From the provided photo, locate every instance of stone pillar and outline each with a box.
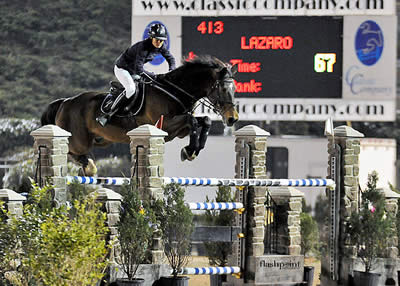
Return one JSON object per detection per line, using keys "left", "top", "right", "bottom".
{"left": 382, "top": 187, "right": 400, "bottom": 258}
{"left": 93, "top": 188, "right": 122, "bottom": 263}
{"left": 0, "top": 189, "right": 26, "bottom": 219}
{"left": 30, "top": 125, "right": 71, "bottom": 205}
{"left": 127, "top": 124, "right": 168, "bottom": 264}
{"left": 270, "top": 187, "right": 304, "bottom": 255}
{"left": 322, "top": 125, "right": 364, "bottom": 286}
{"left": 232, "top": 125, "right": 270, "bottom": 284}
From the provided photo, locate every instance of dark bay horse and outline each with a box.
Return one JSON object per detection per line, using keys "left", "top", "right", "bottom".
{"left": 41, "top": 56, "right": 239, "bottom": 176}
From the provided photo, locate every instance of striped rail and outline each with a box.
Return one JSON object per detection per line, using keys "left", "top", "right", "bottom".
{"left": 66, "top": 176, "right": 335, "bottom": 188}
{"left": 179, "top": 266, "right": 241, "bottom": 275}
{"left": 186, "top": 202, "right": 243, "bottom": 210}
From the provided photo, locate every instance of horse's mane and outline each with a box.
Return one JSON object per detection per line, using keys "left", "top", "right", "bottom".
{"left": 165, "top": 55, "right": 227, "bottom": 80}
{"left": 181, "top": 55, "right": 226, "bottom": 70}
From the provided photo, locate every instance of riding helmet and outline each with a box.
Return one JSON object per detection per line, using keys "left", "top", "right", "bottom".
{"left": 148, "top": 23, "right": 167, "bottom": 41}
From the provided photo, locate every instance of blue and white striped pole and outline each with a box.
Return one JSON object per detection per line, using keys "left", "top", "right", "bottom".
{"left": 65, "top": 176, "right": 130, "bottom": 186}
{"left": 163, "top": 177, "right": 335, "bottom": 188}
{"left": 186, "top": 202, "right": 244, "bottom": 210}
{"left": 179, "top": 266, "right": 241, "bottom": 275}
{"left": 66, "top": 176, "right": 335, "bottom": 188}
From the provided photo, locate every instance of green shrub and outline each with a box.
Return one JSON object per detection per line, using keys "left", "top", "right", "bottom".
{"left": 348, "top": 171, "right": 395, "bottom": 273}
{"left": 0, "top": 183, "right": 110, "bottom": 286}
{"left": 300, "top": 212, "right": 320, "bottom": 257}
{"left": 204, "top": 186, "right": 235, "bottom": 267}
{"left": 117, "top": 184, "right": 155, "bottom": 280}
{"left": 154, "top": 183, "right": 194, "bottom": 277}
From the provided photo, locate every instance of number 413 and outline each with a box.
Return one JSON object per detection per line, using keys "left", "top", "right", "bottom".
{"left": 314, "top": 53, "right": 336, "bottom": 73}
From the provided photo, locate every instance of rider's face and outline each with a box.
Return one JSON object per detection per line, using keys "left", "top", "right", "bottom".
{"left": 152, "top": 38, "right": 164, "bottom": 48}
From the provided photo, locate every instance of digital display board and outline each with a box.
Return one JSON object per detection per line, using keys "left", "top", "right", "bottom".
{"left": 182, "top": 16, "right": 343, "bottom": 99}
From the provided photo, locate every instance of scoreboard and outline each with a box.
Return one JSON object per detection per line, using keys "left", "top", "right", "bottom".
{"left": 182, "top": 16, "right": 343, "bottom": 99}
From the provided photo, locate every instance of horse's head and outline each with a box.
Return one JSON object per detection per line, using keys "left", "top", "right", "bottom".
{"left": 207, "top": 63, "right": 239, "bottom": 126}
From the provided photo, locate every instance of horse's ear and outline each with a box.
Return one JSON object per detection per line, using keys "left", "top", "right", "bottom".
{"left": 231, "top": 64, "right": 238, "bottom": 76}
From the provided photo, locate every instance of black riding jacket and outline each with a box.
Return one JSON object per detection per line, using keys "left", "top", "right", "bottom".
{"left": 115, "top": 38, "right": 176, "bottom": 75}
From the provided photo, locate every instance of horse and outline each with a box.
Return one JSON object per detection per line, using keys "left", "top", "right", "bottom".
{"left": 40, "top": 56, "right": 239, "bottom": 176}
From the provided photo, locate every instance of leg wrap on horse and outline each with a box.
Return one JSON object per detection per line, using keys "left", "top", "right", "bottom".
{"left": 195, "top": 116, "right": 211, "bottom": 156}
{"left": 186, "top": 117, "right": 200, "bottom": 156}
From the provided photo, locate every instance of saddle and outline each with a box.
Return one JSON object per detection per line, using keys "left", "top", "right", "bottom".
{"left": 101, "top": 80, "right": 144, "bottom": 117}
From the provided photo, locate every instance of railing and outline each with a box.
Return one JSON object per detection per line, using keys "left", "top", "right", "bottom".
{"left": 264, "top": 191, "right": 278, "bottom": 254}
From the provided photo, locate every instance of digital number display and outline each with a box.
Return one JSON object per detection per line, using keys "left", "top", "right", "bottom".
{"left": 182, "top": 16, "right": 343, "bottom": 98}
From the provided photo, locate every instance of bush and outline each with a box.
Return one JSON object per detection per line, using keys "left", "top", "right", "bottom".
{"left": 300, "top": 212, "right": 320, "bottom": 257}
{"left": 348, "top": 171, "right": 395, "bottom": 273}
{"left": 0, "top": 183, "right": 110, "bottom": 286}
{"left": 117, "top": 183, "right": 155, "bottom": 280}
{"left": 154, "top": 183, "right": 194, "bottom": 277}
{"left": 204, "top": 186, "right": 235, "bottom": 267}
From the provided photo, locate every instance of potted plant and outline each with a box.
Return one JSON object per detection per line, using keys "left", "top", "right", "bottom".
{"left": 116, "top": 183, "right": 155, "bottom": 286}
{"left": 348, "top": 171, "right": 396, "bottom": 286}
{"left": 204, "top": 186, "right": 235, "bottom": 286}
{"left": 154, "top": 183, "right": 194, "bottom": 286}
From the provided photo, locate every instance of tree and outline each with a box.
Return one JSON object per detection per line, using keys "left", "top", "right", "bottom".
{"left": 300, "top": 212, "right": 320, "bottom": 257}
{"left": 348, "top": 171, "right": 395, "bottom": 273}
{"left": 154, "top": 183, "right": 194, "bottom": 277}
{"left": 204, "top": 186, "right": 235, "bottom": 267}
{"left": 116, "top": 183, "right": 155, "bottom": 281}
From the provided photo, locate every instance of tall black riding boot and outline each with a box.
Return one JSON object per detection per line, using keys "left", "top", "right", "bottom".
{"left": 96, "top": 92, "right": 127, "bottom": 127}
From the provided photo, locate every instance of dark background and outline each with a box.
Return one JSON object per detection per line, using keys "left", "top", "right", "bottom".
{"left": 182, "top": 16, "right": 343, "bottom": 98}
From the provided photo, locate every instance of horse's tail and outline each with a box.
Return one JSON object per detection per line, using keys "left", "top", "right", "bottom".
{"left": 40, "top": 98, "right": 65, "bottom": 126}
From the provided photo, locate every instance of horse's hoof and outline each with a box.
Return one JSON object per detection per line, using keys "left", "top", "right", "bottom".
{"left": 180, "top": 148, "right": 189, "bottom": 161}
{"left": 84, "top": 159, "right": 98, "bottom": 176}
{"left": 181, "top": 147, "right": 196, "bottom": 162}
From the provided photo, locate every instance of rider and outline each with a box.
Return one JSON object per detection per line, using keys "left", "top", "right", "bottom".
{"left": 96, "top": 23, "right": 176, "bottom": 126}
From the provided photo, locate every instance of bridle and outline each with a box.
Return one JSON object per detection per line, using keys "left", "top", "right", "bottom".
{"left": 158, "top": 74, "right": 236, "bottom": 116}
{"left": 200, "top": 77, "right": 236, "bottom": 116}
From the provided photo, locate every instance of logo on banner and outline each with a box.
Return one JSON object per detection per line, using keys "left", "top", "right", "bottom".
{"left": 355, "top": 20, "right": 384, "bottom": 66}
{"left": 142, "top": 21, "right": 170, "bottom": 66}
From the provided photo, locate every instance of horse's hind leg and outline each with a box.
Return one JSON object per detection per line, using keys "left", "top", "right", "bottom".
{"left": 69, "top": 154, "right": 97, "bottom": 177}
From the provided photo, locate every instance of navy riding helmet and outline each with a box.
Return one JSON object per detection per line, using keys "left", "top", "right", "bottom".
{"left": 148, "top": 23, "right": 167, "bottom": 41}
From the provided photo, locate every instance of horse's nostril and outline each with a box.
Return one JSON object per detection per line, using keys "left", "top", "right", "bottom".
{"left": 228, "top": 117, "right": 237, "bottom": 126}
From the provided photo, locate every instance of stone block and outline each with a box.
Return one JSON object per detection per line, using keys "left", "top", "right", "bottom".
{"left": 343, "top": 176, "right": 356, "bottom": 186}
{"left": 289, "top": 201, "right": 302, "bottom": 211}
{"left": 288, "top": 245, "right": 302, "bottom": 255}
{"left": 248, "top": 255, "right": 304, "bottom": 284}
{"left": 148, "top": 154, "right": 163, "bottom": 166}
{"left": 344, "top": 166, "right": 353, "bottom": 176}
{"left": 106, "top": 201, "right": 122, "bottom": 213}
{"left": 149, "top": 137, "right": 165, "bottom": 147}
{"left": 344, "top": 154, "right": 358, "bottom": 165}
{"left": 290, "top": 235, "right": 301, "bottom": 246}
{"left": 107, "top": 213, "right": 120, "bottom": 226}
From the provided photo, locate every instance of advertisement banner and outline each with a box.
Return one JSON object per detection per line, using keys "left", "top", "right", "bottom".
{"left": 133, "top": 0, "right": 395, "bottom": 16}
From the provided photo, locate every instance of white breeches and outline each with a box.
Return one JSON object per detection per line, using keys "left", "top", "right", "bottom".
{"left": 114, "top": 65, "right": 136, "bottom": 99}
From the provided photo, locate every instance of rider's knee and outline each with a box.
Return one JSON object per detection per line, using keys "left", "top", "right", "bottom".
{"left": 125, "top": 83, "right": 136, "bottom": 99}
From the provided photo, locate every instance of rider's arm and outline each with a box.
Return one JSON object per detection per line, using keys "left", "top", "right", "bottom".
{"left": 160, "top": 47, "right": 176, "bottom": 71}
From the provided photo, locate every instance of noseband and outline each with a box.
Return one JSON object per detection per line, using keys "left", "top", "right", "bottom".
{"left": 204, "top": 78, "right": 236, "bottom": 115}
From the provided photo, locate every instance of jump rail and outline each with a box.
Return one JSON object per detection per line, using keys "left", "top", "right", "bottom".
{"left": 186, "top": 202, "right": 244, "bottom": 210}
{"left": 179, "top": 266, "right": 241, "bottom": 275}
{"left": 66, "top": 176, "right": 335, "bottom": 188}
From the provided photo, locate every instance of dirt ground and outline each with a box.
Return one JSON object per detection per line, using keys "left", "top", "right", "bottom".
{"left": 187, "top": 256, "right": 321, "bottom": 286}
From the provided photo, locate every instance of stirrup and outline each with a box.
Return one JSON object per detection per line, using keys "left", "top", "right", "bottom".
{"left": 96, "top": 115, "right": 109, "bottom": 127}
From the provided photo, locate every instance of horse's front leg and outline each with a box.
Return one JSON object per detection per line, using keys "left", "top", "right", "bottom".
{"left": 163, "top": 114, "right": 199, "bottom": 162}
{"left": 194, "top": 116, "right": 211, "bottom": 156}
